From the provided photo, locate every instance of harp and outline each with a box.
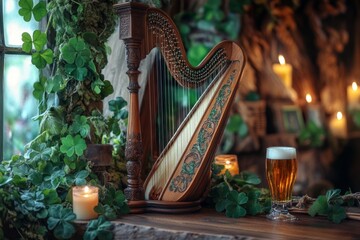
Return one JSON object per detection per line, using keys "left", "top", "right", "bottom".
{"left": 114, "top": 2, "right": 245, "bottom": 212}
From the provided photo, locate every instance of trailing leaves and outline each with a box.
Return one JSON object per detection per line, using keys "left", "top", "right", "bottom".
{"left": 209, "top": 168, "right": 271, "bottom": 218}
{"left": 308, "top": 189, "right": 347, "bottom": 223}
{"left": 3, "top": 1, "right": 126, "bottom": 239}
{"left": 47, "top": 205, "right": 76, "bottom": 239}
{"left": 84, "top": 216, "right": 113, "bottom": 240}
{"left": 96, "top": 186, "right": 130, "bottom": 219}
{"left": 60, "top": 37, "right": 92, "bottom": 81}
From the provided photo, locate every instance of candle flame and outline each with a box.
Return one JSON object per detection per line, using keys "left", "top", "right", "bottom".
{"left": 306, "top": 94, "right": 312, "bottom": 103}
{"left": 352, "top": 82, "right": 358, "bottom": 91}
{"left": 278, "top": 55, "right": 286, "bottom": 65}
{"left": 84, "top": 186, "right": 90, "bottom": 193}
{"left": 336, "top": 111, "right": 343, "bottom": 120}
{"left": 225, "top": 160, "right": 231, "bottom": 165}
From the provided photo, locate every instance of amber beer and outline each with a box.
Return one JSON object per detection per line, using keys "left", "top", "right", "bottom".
{"left": 266, "top": 147, "right": 297, "bottom": 204}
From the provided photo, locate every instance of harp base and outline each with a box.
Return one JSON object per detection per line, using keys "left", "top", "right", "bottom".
{"left": 127, "top": 200, "right": 202, "bottom": 214}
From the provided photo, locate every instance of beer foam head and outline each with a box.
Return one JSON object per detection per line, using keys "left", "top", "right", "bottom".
{"left": 266, "top": 147, "right": 296, "bottom": 160}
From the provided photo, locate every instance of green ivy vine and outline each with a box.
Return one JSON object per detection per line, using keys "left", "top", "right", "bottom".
{"left": 0, "top": 0, "right": 128, "bottom": 239}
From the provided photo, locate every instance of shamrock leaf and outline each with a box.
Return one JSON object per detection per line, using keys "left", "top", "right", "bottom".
{"left": 84, "top": 216, "right": 113, "bottom": 240}
{"left": 18, "top": 0, "right": 33, "bottom": 22}
{"left": 225, "top": 191, "right": 248, "bottom": 218}
{"left": 65, "top": 64, "right": 88, "bottom": 81}
{"left": 108, "top": 97, "right": 128, "bottom": 120}
{"left": 101, "top": 186, "right": 130, "bottom": 216}
{"left": 32, "top": 1, "right": 47, "bottom": 21}
{"left": 21, "top": 190, "right": 45, "bottom": 212}
{"left": 99, "top": 79, "right": 114, "bottom": 99}
{"left": 94, "top": 204, "right": 117, "bottom": 220}
{"left": 32, "top": 49, "right": 54, "bottom": 69}
{"left": 308, "top": 195, "right": 329, "bottom": 217}
{"left": 69, "top": 115, "right": 90, "bottom": 137}
{"left": 47, "top": 205, "right": 76, "bottom": 239}
{"left": 243, "top": 189, "right": 262, "bottom": 215}
{"left": 74, "top": 170, "right": 90, "bottom": 185}
{"left": 21, "top": 32, "right": 32, "bottom": 53}
{"left": 43, "top": 188, "right": 61, "bottom": 205}
{"left": 328, "top": 205, "right": 347, "bottom": 224}
{"left": 32, "top": 30, "right": 47, "bottom": 51}
{"left": 18, "top": 0, "right": 47, "bottom": 22}
{"left": 60, "top": 134, "right": 87, "bottom": 157}
{"left": 233, "top": 171, "right": 261, "bottom": 186}
{"left": 60, "top": 37, "right": 91, "bottom": 64}
{"left": 33, "top": 76, "right": 46, "bottom": 100}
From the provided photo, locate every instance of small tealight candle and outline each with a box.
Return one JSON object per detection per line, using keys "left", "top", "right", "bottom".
{"left": 329, "top": 111, "right": 347, "bottom": 138}
{"left": 347, "top": 82, "right": 360, "bottom": 110}
{"left": 72, "top": 186, "right": 99, "bottom": 220}
{"left": 215, "top": 155, "right": 239, "bottom": 176}
{"left": 272, "top": 55, "right": 293, "bottom": 89}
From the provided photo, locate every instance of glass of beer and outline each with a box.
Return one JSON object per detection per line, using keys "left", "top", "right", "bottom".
{"left": 266, "top": 146, "right": 297, "bottom": 221}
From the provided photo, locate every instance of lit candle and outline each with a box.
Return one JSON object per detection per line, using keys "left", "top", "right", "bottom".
{"left": 272, "top": 55, "right": 293, "bottom": 89}
{"left": 72, "top": 186, "right": 99, "bottom": 220}
{"left": 214, "top": 155, "right": 239, "bottom": 176}
{"left": 329, "top": 111, "right": 347, "bottom": 138}
{"left": 305, "top": 93, "right": 322, "bottom": 127}
{"left": 347, "top": 82, "right": 360, "bottom": 109}
{"left": 306, "top": 93, "right": 312, "bottom": 104}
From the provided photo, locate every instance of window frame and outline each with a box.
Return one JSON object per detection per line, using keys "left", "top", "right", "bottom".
{"left": 0, "top": 1, "right": 34, "bottom": 161}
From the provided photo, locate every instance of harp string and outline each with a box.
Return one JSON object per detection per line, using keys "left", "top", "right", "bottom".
{"left": 145, "top": 33, "right": 230, "bottom": 194}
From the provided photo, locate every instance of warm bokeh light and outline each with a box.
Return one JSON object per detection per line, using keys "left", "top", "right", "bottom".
{"left": 336, "top": 111, "right": 343, "bottom": 120}
{"left": 352, "top": 82, "right": 358, "bottom": 91}
{"left": 306, "top": 93, "right": 312, "bottom": 103}
{"left": 278, "top": 55, "right": 286, "bottom": 65}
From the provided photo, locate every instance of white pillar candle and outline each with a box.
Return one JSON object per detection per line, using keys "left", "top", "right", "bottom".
{"left": 329, "top": 111, "right": 347, "bottom": 138}
{"left": 72, "top": 186, "right": 99, "bottom": 220}
{"left": 215, "top": 155, "right": 239, "bottom": 176}
{"left": 272, "top": 55, "right": 293, "bottom": 89}
{"left": 347, "top": 82, "right": 360, "bottom": 110}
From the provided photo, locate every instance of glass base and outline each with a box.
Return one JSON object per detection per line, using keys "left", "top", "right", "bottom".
{"left": 266, "top": 204, "right": 298, "bottom": 221}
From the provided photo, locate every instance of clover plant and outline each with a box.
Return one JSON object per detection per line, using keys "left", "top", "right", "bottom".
{"left": 0, "top": 1, "right": 128, "bottom": 239}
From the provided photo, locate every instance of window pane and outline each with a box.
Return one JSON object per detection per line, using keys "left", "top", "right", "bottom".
{"left": 3, "top": 0, "right": 39, "bottom": 47}
{"left": 3, "top": 54, "right": 39, "bottom": 159}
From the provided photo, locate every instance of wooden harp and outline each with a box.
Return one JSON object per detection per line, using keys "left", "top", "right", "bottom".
{"left": 114, "top": 2, "right": 245, "bottom": 211}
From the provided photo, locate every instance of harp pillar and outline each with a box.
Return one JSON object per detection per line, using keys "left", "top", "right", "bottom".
{"left": 114, "top": 2, "right": 148, "bottom": 201}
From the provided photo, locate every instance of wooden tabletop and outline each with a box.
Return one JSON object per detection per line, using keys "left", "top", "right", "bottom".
{"left": 103, "top": 208, "right": 360, "bottom": 240}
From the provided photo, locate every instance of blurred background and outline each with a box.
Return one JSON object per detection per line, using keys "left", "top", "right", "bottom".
{"left": 153, "top": 0, "right": 360, "bottom": 195}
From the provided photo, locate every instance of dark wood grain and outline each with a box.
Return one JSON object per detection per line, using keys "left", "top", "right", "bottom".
{"left": 75, "top": 208, "right": 360, "bottom": 239}
{"left": 115, "top": 209, "right": 360, "bottom": 239}
{"left": 74, "top": 208, "right": 360, "bottom": 240}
